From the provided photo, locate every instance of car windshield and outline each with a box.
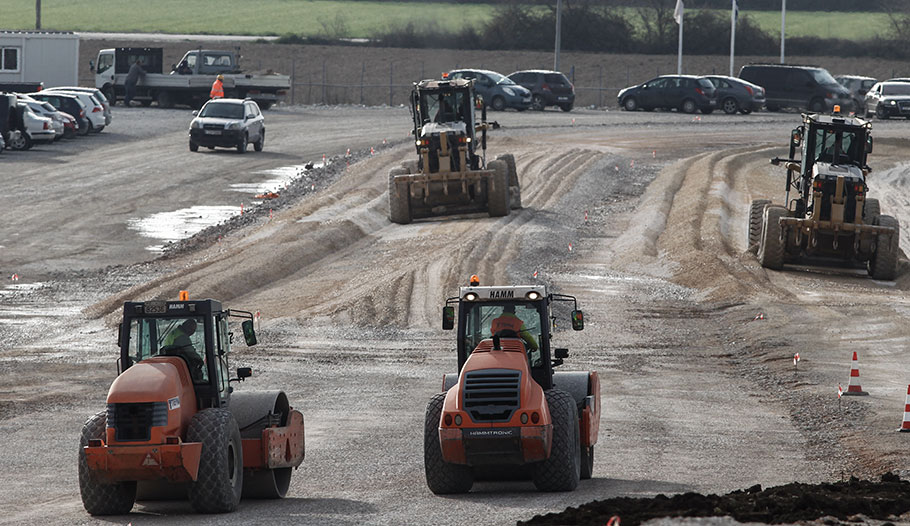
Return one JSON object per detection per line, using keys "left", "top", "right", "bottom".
{"left": 128, "top": 316, "right": 208, "bottom": 382}
{"left": 200, "top": 102, "right": 243, "bottom": 119}
{"left": 418, "top": 89, "right": 469, "bottom": 124}
{"left": 812, "top": 127, "right": 861, "bottom": 166}
{"left": 487, "top": 72, "right": 516, "bottom": 85}
{"left": 882, "top": 83, "right": 910, "bottom": 96}
{"left": 809, "top": 69, "right": 838, "bottom": 85}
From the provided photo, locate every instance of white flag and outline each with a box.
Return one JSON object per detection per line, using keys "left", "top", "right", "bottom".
{"left": 674, "top": 0, "right": 684, "bottom": 25}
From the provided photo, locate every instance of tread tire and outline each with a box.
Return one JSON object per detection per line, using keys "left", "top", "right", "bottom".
{"left": 237, "top": 133, "right": 248, "bottom": 154}
{"left": 722, "top": 97, "right": 739, "bottom": 115}
{"left": 870, "top": 215, "right": 899, "bottom": 280}
{"left": 254, "top": 129, "right": 265, "bottom": 152}
{"left": 424, "top": 393, "right": 473, "bottom": 494}
{"left": 623, "top": 97, "right": 638, "bottom": 111}
{"left": 388, "top": 166, "right": 411, "bottom": 224}
{"left": 487, "top": 159, "right": 510, "bottom": 217}
{"left": 680, "top": 99, "right": 697, "bottom": 114}
{"left": 758, "top": 205, "right": 787, "bottom": 270}
{"left": 748, "top": 199, "right": 772, "bottom": 249}
{"left": 496, "top": 153, "right": 522, "bottom": 209}
{"left": 863, "top": 198, "right": 880, "bottom": 224}
{"left": 533, "top": 390, "right": 581, "bottom": 492}
{"left": 79, "top": 411, "right": 137, "bottom": 515}
{"left": 189, "top": 139, "right": 199, "bottom": 152}
{"left": 187, "top": 409, "right": 243, "bottom": 514}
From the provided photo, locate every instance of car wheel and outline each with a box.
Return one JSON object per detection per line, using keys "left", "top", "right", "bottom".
{"left": 722, "top": 97, "right": 739, "bottom": 115}
{"left": 622, "top": 97, "right": 638, "bottom": 111}
{"left": 766, "top": 104, "right": 779, "bottom": 112}
{"left": 531, "top": 94, "right": 545, "bottom": 111}
{"left": 9, "top": 133, "right": 30, "bottom": 151}
{"left": 254, "top": 129, "right": 265, "bottom": 152}
{"left": 739, "top": 108, "right": 753, "bottom": 115}
{"left": 237, "top": 133, "right": 248, "bottom": 153}
{"left": 701, "top": 107, "right": 714, "bottom": 114}
{"left": 189, "top": 139, "right": 199, "bottom": 152}
{"left": 559, "top": 103, "right": 573, "bottom": 112}
{"left": 808, "top": 98, "right": 825, "bottom": 113}
{"left": 102, "top": 86, "right": 116, "bottom": 107}
{"left": 876, "top": 104, "right": 889, "bottom": 120}
{"left": 491, "top": 96, "right": 506, "bottom": 111}
{"left": 680, "top": 99, "right": 697, "bottom": 114}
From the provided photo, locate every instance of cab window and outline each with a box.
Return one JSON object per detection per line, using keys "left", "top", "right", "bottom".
{"left": 128, "top": 316, "right": 208, "bottom": 383}
{"left": 96, "top": 53, "right": 113, "bottom": 74}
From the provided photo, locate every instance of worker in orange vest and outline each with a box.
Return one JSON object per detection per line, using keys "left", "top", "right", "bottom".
{"left": 491, "top": 304, "right": 540, "bottom": 364}
{"left": 210, "top": 74, "right": 225, "bottom": 99}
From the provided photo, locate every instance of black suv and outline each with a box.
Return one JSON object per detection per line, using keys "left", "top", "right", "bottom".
{"left": 508, "top": 70, "right": 576, "bottom": 111}
{"left": 188, "top": 98, "right": 265, "bottom": 153}
{"left": 739, "top": 64, "right": 852, "bottom": 113}
{"left": 617, "top": 75, "right": 717, "bottom": 114}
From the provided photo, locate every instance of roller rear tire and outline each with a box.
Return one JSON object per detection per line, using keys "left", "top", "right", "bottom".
{"left": 187, "top": 409, "right": 243, "bottom": 513}
{"left": 424, "top": 393, "right": 473, "bottom": 494}
{"left": 532, "top": 390, "right": 581, "bottom": 491}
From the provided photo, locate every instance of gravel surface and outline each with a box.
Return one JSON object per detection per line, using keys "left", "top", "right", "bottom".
{"left": 2, "top": 105, "right": 910, "bottom": 525}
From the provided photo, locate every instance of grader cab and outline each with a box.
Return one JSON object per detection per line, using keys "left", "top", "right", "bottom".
{"left": 388, "top": 77, "right": 521, "bottom": 224}
{"left": 750, "top": 113, "right": 899, "bottom": 279}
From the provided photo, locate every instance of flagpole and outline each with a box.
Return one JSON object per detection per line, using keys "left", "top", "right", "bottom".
{"left": 729, "top": 0, "right": 736, "bottom": 76}
{"left": 780, "top": 0, "right": 786, "bottom": 64}
{"left": 677, "top": 13, "right": 683, "bottom": 74}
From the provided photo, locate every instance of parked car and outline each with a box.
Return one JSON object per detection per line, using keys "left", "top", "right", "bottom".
{"left": 9, "top": 102, "right": 55, "bottom": 149}
{"left": 188, "top": 98, "right": 265, "bottom": 153}
{"left": 43, "top": 90, "right": 105, "bottom": 132}
{"left": 24, "top": 100, "right": 65, "bottom": 139}
{"left": 43, "top": 86, "right": 112, "bottom": 126}
{"left": 507, "top": 70, "right": 576, "bottom": 111}
{"left": 835, "top": 75, "right": 877, "bottom": 113}
{"left": 617, "top": 75, "right": 717, "bottom": 114}
{"left": 28, "top": 92, "right": 90, "bottom": 136}
{"left": 704, "top": 75, "right": 765, "bottom": 114}
{"left": 447, "top": 69, "right": 532, "bottom": 111}
{"left": 739, "top": 64, "right": 852, "bottom": 112}
{"left": 863, "top": 81, "right": 910, "bottom": 119}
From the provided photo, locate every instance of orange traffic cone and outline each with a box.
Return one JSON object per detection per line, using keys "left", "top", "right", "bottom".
{"left": 899, "top": 385, "right": 910, "bottom": 432}
{"left": 843, "top": 351, "right": 868, "bottom": 396}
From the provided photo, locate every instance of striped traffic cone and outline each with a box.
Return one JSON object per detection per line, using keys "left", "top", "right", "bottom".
{"left": 899, "top": 385, "right": 910, "bottom": 432}
{"left": 843, "top": 351, "right": 868, "bottom": 396}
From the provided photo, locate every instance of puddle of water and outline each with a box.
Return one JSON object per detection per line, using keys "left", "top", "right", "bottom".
{"left": 127, "top": 205, "right": 239, "bottom": 252}
{"left": 229, "top": 161, "right": 327, "bottom": 195}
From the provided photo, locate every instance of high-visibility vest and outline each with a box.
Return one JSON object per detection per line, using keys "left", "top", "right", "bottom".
{"left": 210, "top": 79, "right": 224, "bottom": 99}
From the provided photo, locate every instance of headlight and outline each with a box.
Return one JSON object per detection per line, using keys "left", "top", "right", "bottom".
{"left": 226, "top": 122, "right": 241, "bottom": 130}
{"left": 190, "top": 119, "right": 201, "bottom": 129}
{"left": 503, "top": 87, "right": 515, "bottom": 96}
{"left": 890, "top": 100, "right": 897, "bottom": 106}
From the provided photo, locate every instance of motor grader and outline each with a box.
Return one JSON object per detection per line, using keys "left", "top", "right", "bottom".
{"left": 79, "top": 296, "right": 305, "bottom": 515}
{"left": 751, "top": 112, "right": 899, "bottom": 279}
{"left": 424, "top": 277, "right": 600, "bottom": 494}
{"left": 388, "top": 76, "right": 521, "bottom": 224}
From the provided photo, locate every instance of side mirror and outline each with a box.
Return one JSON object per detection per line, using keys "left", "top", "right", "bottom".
{"left": 192, "top": 110, "right": 198, "bottom": 116}
{"left": 171, "top": 63, "right": 177, "bottom": 72}
{"left": 571, "top": 310, "right": 584, "bottom": 331}
{"left": 117, "top": 322, "right": 123, "bottom": 347}
{"left": 554, "top": 348, "right": 569, "bottom": 359}
{"left": 791, "top": 127, "right": 802, "bottom": 147}
{"left": 237, "top": 367, "right": 252, "bottom": 379}
{"left": 442, "top": 306, "right": 455, "bottom": 330}
{"left": 241, "top": 319, "right": 257, "bottom": 346}
{"left": 866, "top": 135, "right": 873, "bottom": 154}
{"left": 89, "top": 60, "right": 95, "bottom": 73}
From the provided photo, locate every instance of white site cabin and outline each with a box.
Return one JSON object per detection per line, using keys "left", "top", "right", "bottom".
{"left": 0, "top": 30, "right": 79, "bottom": 88}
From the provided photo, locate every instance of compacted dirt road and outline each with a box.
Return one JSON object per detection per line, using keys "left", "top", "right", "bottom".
{"left": 2, "top": 104, "right": 910, "bottom": 525}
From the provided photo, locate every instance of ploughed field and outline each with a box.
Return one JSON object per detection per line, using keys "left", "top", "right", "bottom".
{"left": 2, "top": 102, "right": 910, "bottom": 525}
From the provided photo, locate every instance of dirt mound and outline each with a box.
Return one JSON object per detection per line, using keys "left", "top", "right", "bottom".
{"left": 519, "top": 474, "right": 910, "bottom": 526}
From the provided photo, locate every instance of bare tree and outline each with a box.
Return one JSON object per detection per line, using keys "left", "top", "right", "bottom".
{"left": 636, "top": 0, "right": 675, "bottom": 50}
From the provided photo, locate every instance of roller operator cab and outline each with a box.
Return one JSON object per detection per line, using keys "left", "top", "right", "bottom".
{"left": 424, "top": 279, "right": 600, "bottom": 494}
{"left": 388, "top": 76, "right": 521, "bottom": 224}
{"left": 751, "top": 112, "right": 899, "bottom": 279}
{"left": 79, "top": 297, "right": 305, "bottom": 516}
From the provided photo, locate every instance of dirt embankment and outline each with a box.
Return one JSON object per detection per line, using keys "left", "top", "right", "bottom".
{"left": 78, "top": 38, "right": 910, "bottom": 107}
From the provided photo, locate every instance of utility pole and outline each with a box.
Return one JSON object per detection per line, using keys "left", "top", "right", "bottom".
{"left": 36, "top": 0, "right": 41, "bottom": 30}
{"left": 780, "top": 0, "right": 786, "bottom": 64}
{"left": 554, "top": 0, "right": 562, "bottom": 72}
